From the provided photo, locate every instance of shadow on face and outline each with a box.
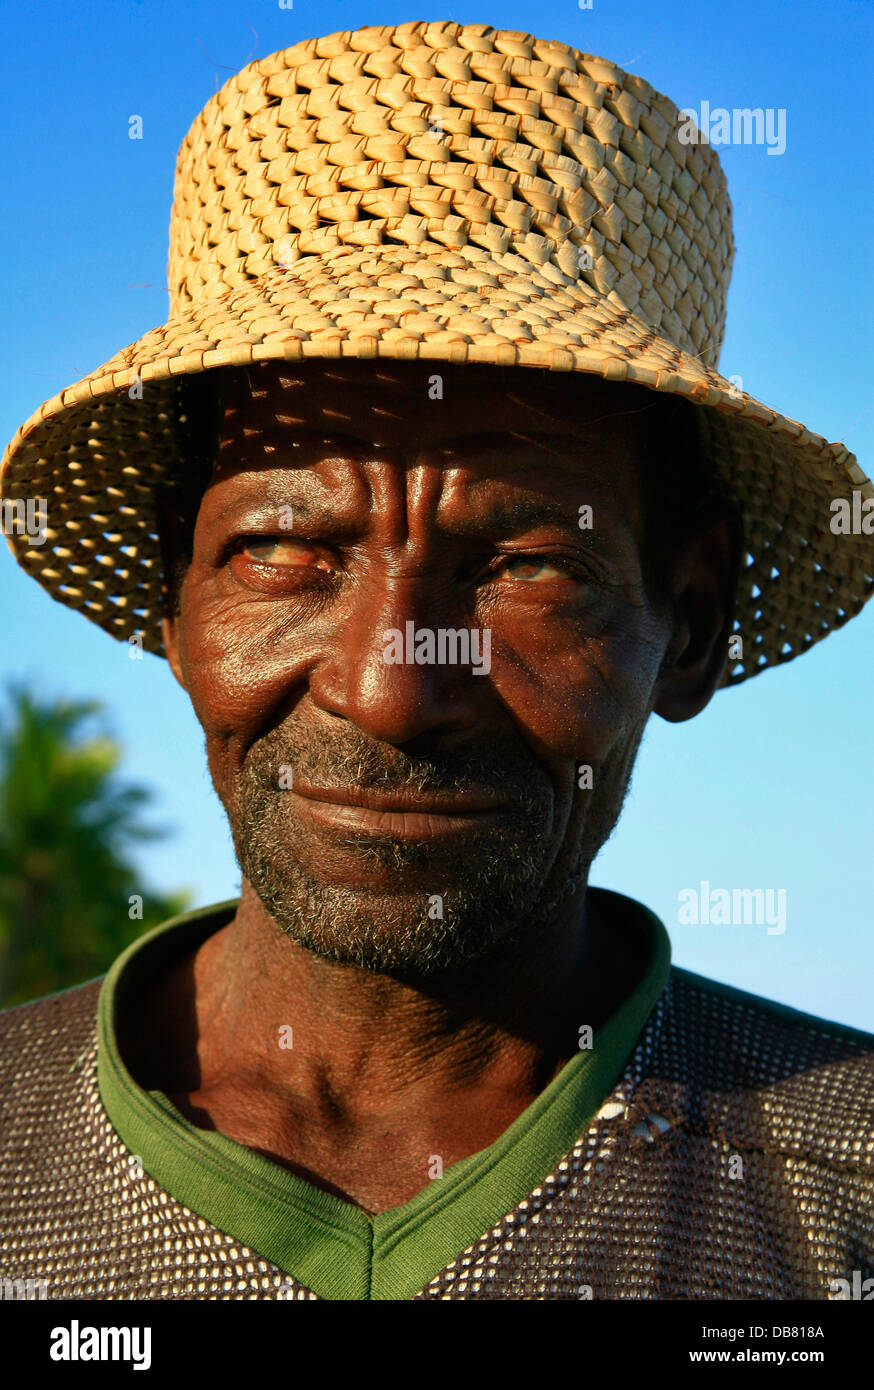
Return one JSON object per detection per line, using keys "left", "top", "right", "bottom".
{"left": 154, "top": 359, "right": 740, "bottom": 976}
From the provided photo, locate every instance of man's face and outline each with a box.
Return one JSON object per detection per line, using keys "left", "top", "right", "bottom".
{"left": 162, "top": 360, "right": 706, "bottom": 977}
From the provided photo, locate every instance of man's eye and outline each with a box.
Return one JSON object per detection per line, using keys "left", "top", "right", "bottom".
{"left": 492, "top": 554, "right": 582, "bottom": 583}
{"left": 241, "top": 537, "right": 335, "bottom": 572}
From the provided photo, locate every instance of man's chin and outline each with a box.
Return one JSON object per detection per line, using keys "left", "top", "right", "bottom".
{"left": 235, "top": 826, "right": 586, "bottom": 978}
{"left": 236, "top": 847, "right": 554, "bottom": 976}
{"left": 251, "top": 886, "right": 526, "bottom": 976}
{"left": 228, "top": 778, "right": 588, "bottom": 974}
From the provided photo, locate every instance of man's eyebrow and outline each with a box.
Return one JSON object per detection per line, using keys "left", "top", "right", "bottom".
{"left": 213, "top": 488, "right": 633, "bottom": 557}
{"left": 447, "top": 496, "right": 637, "bottom": 562}
{"left": 217, "top": 491, "right": 599, "bottom": 534}
{"left": 214, "top": 494, "right": 346, "bottom": 528}
{"left": 446, "top": 497, "right": 585, "bottom": 536}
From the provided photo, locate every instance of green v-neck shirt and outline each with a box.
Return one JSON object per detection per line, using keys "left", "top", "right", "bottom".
{"left": 96, "top": 888, "right": 671, "bottom": 1300}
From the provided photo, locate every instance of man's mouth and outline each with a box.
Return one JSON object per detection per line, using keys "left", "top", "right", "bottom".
{"left": 287, "top": 783, "right": 511, "bottom": 840}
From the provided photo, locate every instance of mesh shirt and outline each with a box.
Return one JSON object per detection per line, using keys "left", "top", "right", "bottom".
{"left": 0, "top": 889, "right": 871, "bottom": 1301}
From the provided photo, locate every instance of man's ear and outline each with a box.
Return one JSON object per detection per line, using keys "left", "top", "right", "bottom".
{"left": 160, "top": 613, "right": 187, "bottom": 692}
{"left": 653, "top": 515, "right": 743, "bottom": 723}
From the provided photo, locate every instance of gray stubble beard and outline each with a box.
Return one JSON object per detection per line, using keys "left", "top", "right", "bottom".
{"left": 223, "top": 721, "right": 641, "bottom": 980}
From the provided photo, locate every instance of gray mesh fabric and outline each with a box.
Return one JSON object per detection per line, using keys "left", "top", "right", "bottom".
{"left": 0, "top": 968, "right": 871, "bottom": 1300}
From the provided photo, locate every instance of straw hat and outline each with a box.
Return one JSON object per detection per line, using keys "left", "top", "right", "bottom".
{"left": 2, "top": 20, "right": 871, "bottom": 685}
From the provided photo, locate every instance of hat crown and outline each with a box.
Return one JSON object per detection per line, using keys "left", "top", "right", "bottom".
{"left": 168, "top": 20, "right": 734, "bottom": 364}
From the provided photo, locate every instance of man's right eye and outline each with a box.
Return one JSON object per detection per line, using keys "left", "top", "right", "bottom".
{"left": 239, "top": 537, "right": 337, "bottom": 572}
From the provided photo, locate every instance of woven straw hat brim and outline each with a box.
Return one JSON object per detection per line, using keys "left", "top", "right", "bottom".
{"left": 3, "top": 18, "right": 873, "bottom": 684}
{"left": 2, "top": 235, "right": 871, "bottom": 687}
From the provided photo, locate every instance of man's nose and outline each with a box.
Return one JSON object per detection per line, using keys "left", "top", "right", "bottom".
{"left": 307, "top": 574, "right": 487, "bottom": 744}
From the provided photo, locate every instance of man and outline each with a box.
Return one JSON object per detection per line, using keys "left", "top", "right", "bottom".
{"left": 0, "top": 21, "right": 871, "bottom": 1301}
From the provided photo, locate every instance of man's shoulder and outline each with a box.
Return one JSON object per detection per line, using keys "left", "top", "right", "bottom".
{"left": 0, "top": 900, "right": 237, "bottom": 1087}
{"left": 667, "top": 964, "right": 874, "bottom": 1056}
{"left": 0, "top": 977, "right": 104, "bottom": 1089}
{"left": 649, "top": 966, "right": 874, "bottom": 1167}
{"left": 0, "top": 978, "right": 107, "bottom": 1199}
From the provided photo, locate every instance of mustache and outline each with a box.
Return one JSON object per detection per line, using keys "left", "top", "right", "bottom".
{"left": 242, "top": 722, "right": 547, "bottom": 802}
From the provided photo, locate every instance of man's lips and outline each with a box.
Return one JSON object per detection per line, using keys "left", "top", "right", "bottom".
{"left": 287, "top": 782, "right": 511, "bottom": 839}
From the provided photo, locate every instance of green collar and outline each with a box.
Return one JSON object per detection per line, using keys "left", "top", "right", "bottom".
{"left": 97, "top": 888, "right": 670, "bottom": 1300}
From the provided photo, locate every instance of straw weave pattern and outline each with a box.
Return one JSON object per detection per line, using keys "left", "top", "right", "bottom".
{"left": 169, "top": 21, "right": 733, "bottom": 363}
{"left": 1, "top": 21, "right": 871, "bottom": 683}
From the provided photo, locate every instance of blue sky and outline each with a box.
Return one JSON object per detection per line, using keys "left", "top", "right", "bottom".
{"left": 1, "top": 0, "right": 872, "bottom": 1027}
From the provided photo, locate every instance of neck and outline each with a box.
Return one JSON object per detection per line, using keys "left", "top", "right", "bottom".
{"left": 124, "top": 879, "right": 643, "bottom": 1212}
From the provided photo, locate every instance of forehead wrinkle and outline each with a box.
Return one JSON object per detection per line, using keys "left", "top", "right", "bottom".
{"left": 208, "top": 450, "right": 637, "bottom": 547}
